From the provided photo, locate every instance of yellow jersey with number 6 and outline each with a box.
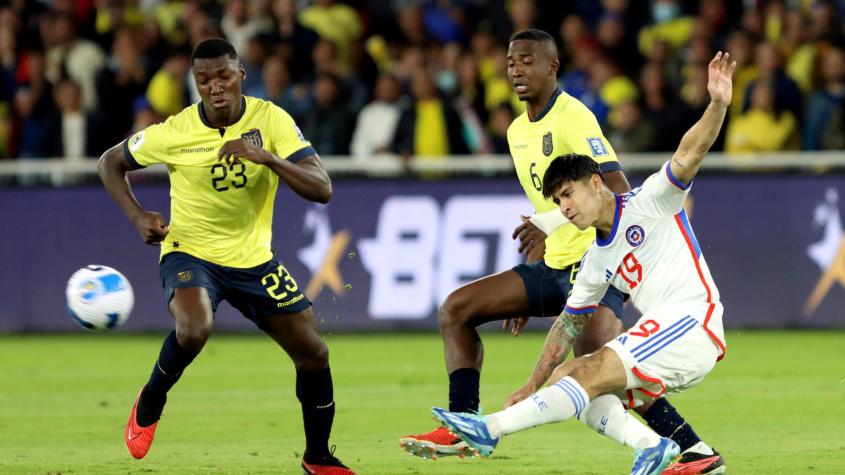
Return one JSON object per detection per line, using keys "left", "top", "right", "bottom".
{"left": 124, "top": 96, "right": 315, "bottom": 268}
{"left": 508, "top": 89, "right": 621, "bottom": 269}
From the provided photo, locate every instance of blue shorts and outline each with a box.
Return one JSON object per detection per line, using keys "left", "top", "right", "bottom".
{"left": 512, "top": 260, "right": 626, "bottom": 318}
{"left": 159, "top": 252, "right": 311, "bottom": 329}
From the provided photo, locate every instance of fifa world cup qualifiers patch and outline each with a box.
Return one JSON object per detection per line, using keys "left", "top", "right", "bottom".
{"left": 542, "top": 132, "right": 553, "bottom": 156}
{"left": 128, "top": 131, "right": 145, "bottom": 152}
{"left": 587, "top": 137, "right": 608, "bottom": 156}
{"left": 241, "top": 128, "right": 263, "bottom": 148}
{"left": 294, "top": 125, "right": 307, "bottom": 143}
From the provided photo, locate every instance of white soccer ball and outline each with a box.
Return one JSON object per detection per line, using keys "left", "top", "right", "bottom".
{"left": 66, "top": 265, "right": 134, "bottom": 330}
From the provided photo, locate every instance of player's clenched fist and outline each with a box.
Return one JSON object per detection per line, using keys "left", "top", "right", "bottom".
{"left": 131, "top": 210, "right": 169, "bottom": 246}
{"left": 218, "top": 138, "right": 272, "bottom": 166}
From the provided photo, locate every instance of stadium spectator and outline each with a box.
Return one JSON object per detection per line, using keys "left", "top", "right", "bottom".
{"left": 42, "top": 79, "right": 101, "bottom": 159}
{"left": 130, "top": 96, "right": 160, "bottom": 135}
{"left": 743, "top": 41, "right": 803, "bottom": 121}
{"left": 454, "top": 52, "right": 489, "bottom": 125}
{"left": 269, "top": 0, "right": 319, "bottom": 84}
{"left": 350, "top": 73, "right": 402, "bottom": 157}
{"left": 606, "top": 100, "right": 657, "bottom": 153}
{"left": 302, "top": 72, "right": 355, "bottom": 156}
{"left": 487, "top": 102, "right": 513, "bottom": 154}
{"left": 726, "top": 78, "right": 799, "bottom": 153}
{"left": 392, "top": 71, "right": 469, "bottom": 161}
{"left": 0, "top": 22, "right": 17, "bottom": 103}
{"left": 805, "top": 46, "right": 845, "bottom": 150}
{"left": 298, "top": 0, "right": 362, "bottom": 67}
{"left": 221, "top": 0, "right": 272, "bottom": 56}
{"left": 95, "top": 28, "right": 149, "bottom": 146}
{"left": 146, "top": 50, "right": 189, "bottom": 118}
{"left": 247, "top": 54, "right": 311, "bottom": 123}
{"left": 43, "top": 12, "right": 106, "bottom": 112}
{"left": 2, "top": 0, "right": 845, "bottom": 159}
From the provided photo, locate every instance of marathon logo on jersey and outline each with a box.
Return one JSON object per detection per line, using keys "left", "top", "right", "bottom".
{"left": 626, "top": 225, "right": 645, "bottom": 247}
{"left": 177, "top": 270, "right": 193, "bottom": 282}
{"left": 241, "top": 128, "right": 263, "bottom": 148}
{"left": 542, "top": 132, "right": 553, "bottom": 156}
{"left": 587, "top": 137, "right": 608, "bottom": 156}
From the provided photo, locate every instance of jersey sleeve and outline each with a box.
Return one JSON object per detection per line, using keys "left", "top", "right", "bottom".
{"left": 563, "top": 247, "right": 615, "bottom": 316}
{"left": 123, "top": 121, "right": 171, "bottom": 169}
{"left": 270, "top": 105, "right": 317, "bottom": 163}
{"left": 625, "top": 161, "right": 691, "bottom": 217}
{"left": 562, "top": 106, "right": 621, "bottom": 174}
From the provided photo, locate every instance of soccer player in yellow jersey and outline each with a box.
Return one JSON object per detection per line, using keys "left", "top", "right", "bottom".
{"left": 402, "top": 29, "right": 725, "bottom": 475}
{"left": 98, "top": 39, "right": 355, "bottom": 475}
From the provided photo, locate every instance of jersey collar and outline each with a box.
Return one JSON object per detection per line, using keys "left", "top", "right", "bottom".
{"left": 198, "top": 96, "right": 247, "bottom": 129}
{"left": 529, "top": 87, "right": 562, "bottom": 123}
{"left": 596, "top": 194, "right": 623, "bottom": 247}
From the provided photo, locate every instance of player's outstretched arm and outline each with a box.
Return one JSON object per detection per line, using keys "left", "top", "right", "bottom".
{"left": 504, "top": 310, "right": 592, "bottom": 407}
{"left": 97, "top": 142, "right": 169, "bottom": 245}
{"left": 669, "top": 51, "right": 735, "bottom": 185}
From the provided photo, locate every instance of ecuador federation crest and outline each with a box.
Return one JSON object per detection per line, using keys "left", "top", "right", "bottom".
{"left": 241, "top": 128, "right": 263, "bottom": 148}
{"left": 542, "top": 132, "right": 553, "bottom": 156}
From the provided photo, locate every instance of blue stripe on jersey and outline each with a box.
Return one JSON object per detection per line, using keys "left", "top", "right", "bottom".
{"left": 636, "top": 318, "right": 698, "bottom": 362}
{"left": 529, "top": 87, "right": 563, "bottom": 123}
{"left": 286, "top": 146, "right": 317, "bottom": 163}
{"left": 677, "top": 209, "right": 701, "bottom": 259}
{"left": 123, "top": 140, "right": 144, "bottom": 170}
{"left": 631, "top": 315, "right": 695, "bottom": 353}
{"left": 564, "top": 305, "right": 597, "bottom": 315}
{"left": 596, "top": 194, "right": 623, "bottom": 247}
{"left": 664, "top": 162, "right": 692, "bottom": 190}
{"left": 599, "top": 161, "right": 622, "bottom": 173}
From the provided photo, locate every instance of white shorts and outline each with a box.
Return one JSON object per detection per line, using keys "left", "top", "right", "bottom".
{"left": 605, "top": 302, "right": 726, "bottom": 409}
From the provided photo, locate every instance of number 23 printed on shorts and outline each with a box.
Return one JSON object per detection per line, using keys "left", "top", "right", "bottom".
{"left": 261, "top": 264, "right": 299, "bottom": 300}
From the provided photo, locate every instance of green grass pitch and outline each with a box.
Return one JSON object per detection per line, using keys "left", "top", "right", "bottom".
{"left": 1, "top": 330, "right": 843, "bottom": 474}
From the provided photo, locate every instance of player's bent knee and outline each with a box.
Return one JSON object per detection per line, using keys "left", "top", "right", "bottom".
{"left": 439, "top": 290, "right": 481, "bottom": 331}
{"left": 174, "top": 321, "right": 212, "bottom": 353}
{"left": 294, "top": 341, "right": 329, "bottom": 372}
{"left": 568, "top": 348, "right": 628, "bottom": 398}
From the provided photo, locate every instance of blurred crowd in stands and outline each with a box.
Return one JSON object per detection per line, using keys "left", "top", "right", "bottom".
{"left": 1, "top": 0, "right": 844, "bottom": 162}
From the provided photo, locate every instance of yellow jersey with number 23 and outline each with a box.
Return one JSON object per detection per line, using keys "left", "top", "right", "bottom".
{"left": 508, "top": 89, "right": 622, "bottom": 270}
{"left": 124, "top": 96, "right": 315, "bottom": 269}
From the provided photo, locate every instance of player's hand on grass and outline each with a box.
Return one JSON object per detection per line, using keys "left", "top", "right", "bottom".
{"left": 131, "top": 210, "right": 169, "bottom": 246}
{"left": 504, "top": 383, "right": 536, "bottom": 407}
{"left": 707, "top": 51, "right": 736, "bottom": 106}
{"left": 512, "top": 216, "right": 546, "bottom": 260}
{"left": 218, "top": 138, "right": 272, "bottom": 166}
{"left": 503, "top": 316, "right": 528, "bottom": 337}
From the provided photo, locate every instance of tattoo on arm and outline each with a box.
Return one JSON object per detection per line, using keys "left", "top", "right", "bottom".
{"left": 528, "top": 311, "right": 593, "bottom": 389}
{"left": 672, "top": 156, "right": 686, "bottom": 168}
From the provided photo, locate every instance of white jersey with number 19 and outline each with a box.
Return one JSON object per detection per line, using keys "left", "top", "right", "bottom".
{"left": 564, "top": 162, "right": 726, "bottom": 358}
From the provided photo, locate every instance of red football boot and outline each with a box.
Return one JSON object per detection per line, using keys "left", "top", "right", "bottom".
{"left": 301, "top": 447, "right": 356, "bottom": 475}
{"left": 124, "top": 386, "right": 159, "bottom": 459}
{"left": 399, "top": 426, "right": 472, "bottom": 459}
{"left": 661, "top": 447, "right": 726, "bottom": 475}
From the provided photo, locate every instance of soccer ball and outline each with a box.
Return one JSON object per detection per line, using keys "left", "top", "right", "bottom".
{"left": 66, "top": 265, "right": 134, "bottom": 330}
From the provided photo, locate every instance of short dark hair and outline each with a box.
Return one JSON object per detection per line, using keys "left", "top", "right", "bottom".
{"left": 509, "top": 28, "right": 559, "bottom": 60}
{"left": 542, "top": 154, "right": 601, "bottom": 201}
{"left": 191, "top": 38, "right": 238, "bottom": 64}
{"left": 510, "top": 28, "right": 556, "bottom": 46}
